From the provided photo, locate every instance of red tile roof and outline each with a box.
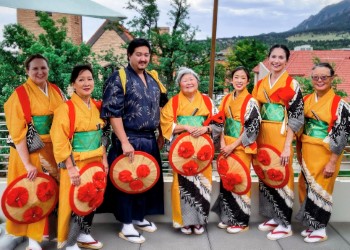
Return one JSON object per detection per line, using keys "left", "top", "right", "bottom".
{"left": 253, "top": 50, "right": 350, "bottom": 100}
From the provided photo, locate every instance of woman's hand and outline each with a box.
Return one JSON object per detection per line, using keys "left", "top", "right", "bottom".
{"left": 68, "top": 166, "right": 81, "bottom": 186}
{"left": 220, "top": 144, "right": 234, "bottom": 158}
{"left": 280, "top": 146, "right": 291, "bottom": 167}
{"left": 102, "top": 154, "right": 109, "bottom": 174}
{"left": 122, "top": 141, "right": 135, "bottom": 163}
{"left": 323, "top": 161, "right": 336, "bottom": 179}
{"left": 188, "top": 126, "right": 208, "bottom": 138}
{"left": 25, "top": 163, "right": 38, "bottom": 181}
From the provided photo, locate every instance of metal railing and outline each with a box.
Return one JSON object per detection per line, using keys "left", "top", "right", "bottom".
{"left": 1, "top": 113, "right": 349, "bottom": 178}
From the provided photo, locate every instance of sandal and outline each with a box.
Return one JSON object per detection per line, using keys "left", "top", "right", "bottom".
{"left": 193, "top": 225, "right": 204, "bottom": 235}
{"left": 258, "top": 221, "right": 278, "bottom": 232}
{"left": 227, "top": 225, "right": 249, "bottom": 234}
{"left": 304, "top": 234, "right": 328, "bottom": 243}
{"left": 77, "top": 240, "right": 103, "bottom": 249}
{"left": 181, "top": 226, "right": 192, "bottom": 235}
{"left": 134, "top": 221, "right": 157, "bottom": 233}
{"left": 217, "top": 222, "right": 228, "bottom": 229}
{"left": 267, "top": 229, "right": 293, "bottom": 240}
{"left": 118, "top": 232, "right": 145, "bottom": 244}
{"left": 301, "top": 229, "right": 313, "bottom": 237}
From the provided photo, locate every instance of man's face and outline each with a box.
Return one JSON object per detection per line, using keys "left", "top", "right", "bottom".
{"left": 128, "top": 46, "right": 150, "bottom": 72}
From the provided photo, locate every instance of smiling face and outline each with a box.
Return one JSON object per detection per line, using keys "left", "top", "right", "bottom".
{"left": 128, "top": 46, "right": 150, "bottom": 73}
{"left": 311, "top": 66, "right": 333, "bottom": 98}
{"left": 179, "top": 73, "right": 199, "bottom": 97}
{"left": 232, "top": 69, "right": 249, "bottom": 94}
{"left": 72, "top": 69, "right": 94, "bottom": 100}
{"left": 268, "top": 48, "right": 288, "bottom": 74}
{"left": 26, "top": 58, "right": 49, "bottom": 87}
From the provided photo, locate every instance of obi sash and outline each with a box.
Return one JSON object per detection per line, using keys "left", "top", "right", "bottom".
{"left": 32, "top": 115, "right": 53, "bottom": 135}
{"left": 177, "top": 116, "right": 206, "bottom": 126}
{"left": 261, "top": 103, "right": 285, "bottom": 122}
{"left": 72, "top": 130, "right": 102, "bottom": 152}
{"left": 224, "top": 118, "right": 241, "bottom": 138}
{"left": 304, "top": 118, "right": 328, "bottom": 139}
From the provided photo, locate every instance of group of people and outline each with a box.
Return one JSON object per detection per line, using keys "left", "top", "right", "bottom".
{"left": 3, "top": 38, "right": 350, "bottom": 250}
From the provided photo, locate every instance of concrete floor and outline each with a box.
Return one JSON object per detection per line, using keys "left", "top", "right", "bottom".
{"left": 14, "top": 221, "right": 350, "bottom": 250}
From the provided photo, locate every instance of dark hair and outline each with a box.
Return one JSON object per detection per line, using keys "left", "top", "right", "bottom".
{"left": 24, "top": 54, "right": 49, "bottom": 70}
{"left": 127, "top": 38, "right": 151, "bottom": 60}
{"left": 231, "top": 66, "right": 250, "bottom": 81}
{"left": 312, "top": 62, "right": 335, "bottom": 76}
{"left": 268, "top": 44, "right": 290, "bottom": 61}
{"left": 70, "top": 64, "right": 93, "bottom": 83}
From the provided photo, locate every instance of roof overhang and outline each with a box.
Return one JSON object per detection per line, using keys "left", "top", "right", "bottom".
{"left": 0, "top": 0, "right": 126, "bottom": 21}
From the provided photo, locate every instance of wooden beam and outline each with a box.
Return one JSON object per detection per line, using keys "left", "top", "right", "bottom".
{"left": 208, "top": 0, "right": 218, "bottom": 98}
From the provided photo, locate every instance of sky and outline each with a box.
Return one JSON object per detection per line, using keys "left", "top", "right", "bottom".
{"left": 0, "top": 0, "right": 344, "bottom": 42}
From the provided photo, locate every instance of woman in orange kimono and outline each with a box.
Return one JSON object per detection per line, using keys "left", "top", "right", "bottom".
{"left": 161, "top": 67, "right": 223, "bottom": 235}
{"left": 51, "top": 65, "right": 107, "bottom": 250}
{"left": 4, "top": 54, "right": 65, "bottom": 250}
{"left": 296, "top": 63, "right": 350, "bottom": 243}
{"left": 252, "top": 45, "right": 304, "bottom": 240}
{"left": 212, "top": 66, "right": 261, "bottom": 234}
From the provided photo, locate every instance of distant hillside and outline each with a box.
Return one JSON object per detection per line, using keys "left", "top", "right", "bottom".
{"left": 216, "top": 0, "right": 350, "bottom": 51}
{"left": 290, "top": 0, "right": 350, "bottom": 32}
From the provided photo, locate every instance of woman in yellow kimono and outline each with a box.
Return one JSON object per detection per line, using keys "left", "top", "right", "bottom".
{"left": 161, "top": 67, "right": 222, "bottom": 235}
{"left": 212, "top": 66, "right": 261, "bottom": 234}
{"left": 296, "top": 63, "right": 350, "bottom": 243}
{"left": 50, "top": 65, "right": 108, "bottom": 250}
{"left": 4, "top": 54, "right": 65, "bottom": 250}
{"left": 252, "top": 45, "right": 304, "bottom": 240}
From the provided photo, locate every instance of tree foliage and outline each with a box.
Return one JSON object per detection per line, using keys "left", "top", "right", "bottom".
{"left": 226, "top": 39, "right": 268, "bottom": 92}
{"left": 125, "top": 0, "right": 222, "bottom": 97}
{"left": 0, "top": 12, "right": 126, "bottom": 111}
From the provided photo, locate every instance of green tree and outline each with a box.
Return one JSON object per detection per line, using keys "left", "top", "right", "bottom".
{"left": 125, "top": 0, "right": 216, "bottom": 97}
{"left": 0, "top": 12, "right": 126, "bottom": 110}
{"left": 226, "top": 38, "right": 268, "bottom": 92}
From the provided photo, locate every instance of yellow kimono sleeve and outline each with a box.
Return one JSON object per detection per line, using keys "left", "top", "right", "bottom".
{"left": 50, "top": 103, "right": 72, "bottom": 163}
{"left": 4, "top": 92, "right": 27, "bottom": 144}
{"left": 160, "top": 98, "right": 175, "bottom": 140}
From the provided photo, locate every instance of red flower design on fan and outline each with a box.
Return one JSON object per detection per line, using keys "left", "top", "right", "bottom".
{"left": 182, "top": 160, "right": 199, "bottom": 175}
{"left": 118, "top": 170, "right": 133, "bottom": 183}
{"left": 88, "top": 191, "right": 104, "bottom": 208}
{"left": 222, "top": 173, "right": 242, "bottom": 191}
{"left": 267, "top": 169, "right": 284, "bottom": 181}
{"left": 93, "top": 171, "right": 106, "bottom": 189}
{"left": 254, "top": 165, "right": 265, "bottom": 180}
{"left": 178, "top": 141, "right": 195, "bottom": 158}
{"left": 257, "top": 149, "right": 271, "bottom": 166}
{"left": 36, "top": 181, "right": 55, "bottom": 202}
{"left": 6, "top": 187, "right": 29, "bottom": 208}
{"left": 129, "top": 179, "right": 144, "bottom": 191}
{"left": 136, "top": 164, "right": 150, "bottom": 178}
{"left": 77, "top": 182, "right": 97, "bottom": 202}
{"left": 23, "top": 206, "right": 43, "bottom": 223}
{"left": 197, "top": 145, "right": 212, "bottom": 161}
{"left": 217, "top": 158, "right": 229, "bottom": 175}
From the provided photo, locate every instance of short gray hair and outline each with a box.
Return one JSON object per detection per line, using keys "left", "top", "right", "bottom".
{"left": 175, "top": 67, "right": 200, "bottom": 85}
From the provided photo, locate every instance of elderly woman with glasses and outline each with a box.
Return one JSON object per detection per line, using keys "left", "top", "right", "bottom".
{"left": 295, "top": 62, "right": 350, "bottom": 243}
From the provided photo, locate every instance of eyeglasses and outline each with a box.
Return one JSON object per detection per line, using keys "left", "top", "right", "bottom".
{"left": 311, "top": 75, "right": 332, "bottom": 81}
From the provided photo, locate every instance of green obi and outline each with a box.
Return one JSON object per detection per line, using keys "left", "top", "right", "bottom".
{"left": 225, "top": 118, "right": 241, "bottom": 138}
{"left": 177, "top": 116, "right": 206, "bottom": 126}
{"left": 304, "top": 118, "right": 328, "bottom": 139}
{"left": 72, "top": 130, "right": 102, "bottom": 152}
{"left": 32, "top": 115, "right": 53, "bottom": 135}
{"left": 261, "top": 103, "right": 285, "bottom": 122}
